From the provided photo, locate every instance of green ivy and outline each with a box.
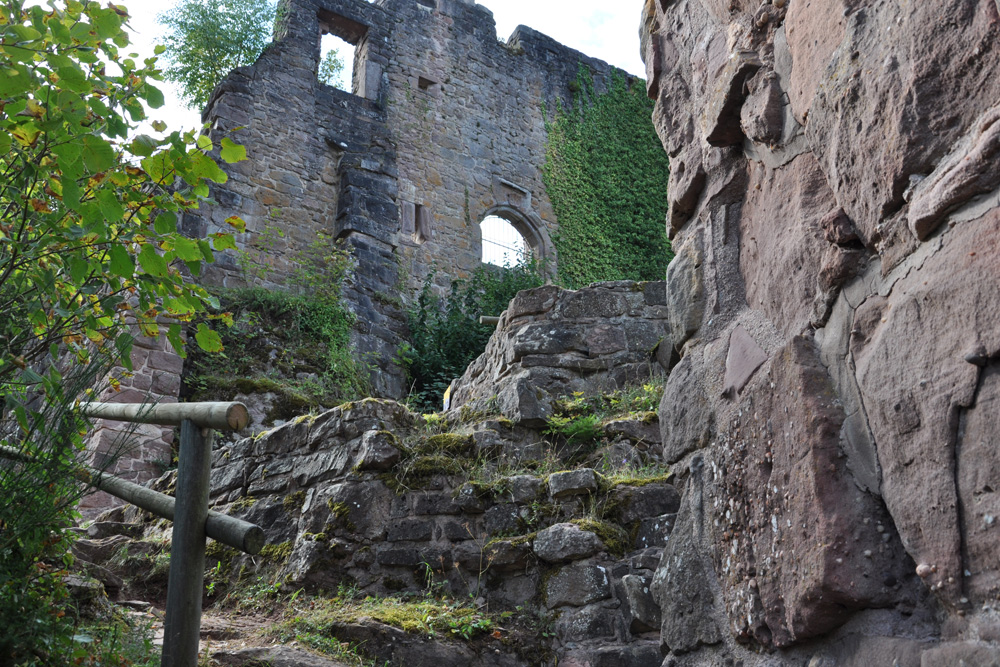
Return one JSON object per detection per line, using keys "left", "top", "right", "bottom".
{"left": 543, "top": 69, "right": 672, "bottom": 287}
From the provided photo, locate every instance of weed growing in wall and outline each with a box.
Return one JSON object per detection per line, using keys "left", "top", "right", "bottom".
{"left": 543, "top": 69, "right": 672, "bottom": 287}
{"left": 400, "top": 263, "right": 544, "bottom": 411}
{"left": 185, "top": 233, "right": 368, "bottom": 420}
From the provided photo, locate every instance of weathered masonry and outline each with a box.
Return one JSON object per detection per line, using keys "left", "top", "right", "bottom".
{"left": 182, "top": 0, "right": 632, "bottom": 398}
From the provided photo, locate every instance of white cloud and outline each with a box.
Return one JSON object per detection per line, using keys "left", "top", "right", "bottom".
{"left": 484, "top": 0, "right": 645, "bottom": 76}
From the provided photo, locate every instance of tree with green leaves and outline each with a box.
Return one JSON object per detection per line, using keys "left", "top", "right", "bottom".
{"left": 159, "top": 0, "right": 347, "bottom": 109}
{"left": 319, "top": 47, "right": 346, "bottom": 88}
{"left": 0, "top": 0, "right": 245, "bottom": 661}
{"left": 158, "top": 0, "right": 278, "bottom": 109}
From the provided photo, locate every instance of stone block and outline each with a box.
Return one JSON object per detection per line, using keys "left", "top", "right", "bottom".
{"left": 483, "top": 503, "right": 522, "bottom": 535}
{"left": 483, "top": 539, "right": 534, "bottom": 571}
{"left": 146, "top": 351, "right": 184, "bottom": 374}
{"left": 440, "top": 520, "right": 477, "bottom": 541}
{"left": 613, "top": 484, "right": 680, "bottom": 525}
{"left": 506, "top": 474, "right": 544, "bottom": 503}
{"left": 549, "top": 469, "right": 600, "bottom": 499}
{"left": 533, "top": 523, "right": 605, "bottom": 563}
{"left": 560, "top": 289, "right": 628, "bottom": 319}
{"left": 376, "top": 548, "right": 421, "bottom": 567}
{"left": 545, "top": 562, "right": 612, "bottom": 608}
{"left": 355, "top": 430, "right": 402, "bottom": 472}
{"left": 411, "top": 492, "right": 461, "bottom": 516}
{"left": 621, "top": 574, "right": 661, "bottom": 634}
{"left": 554, "top": 604, "right": 620, "bottom": 641}
{"left": 386, "top": 519, "right": 433, "bottom": 543}
{"left": 453, "top": 482, "right": 486, "bottom": 513}
{"left": 603, "top": 418, "right": 661, "bottom": 447}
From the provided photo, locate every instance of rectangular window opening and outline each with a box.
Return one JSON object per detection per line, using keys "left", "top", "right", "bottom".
{"left": 414, "top": 204, "right": 432, "bottom": 244}
{"left": 317, "top": 10, "right": 370, "bottom": 97}
{"left": 319, "top": 32, "right": 355, "bottom": 91}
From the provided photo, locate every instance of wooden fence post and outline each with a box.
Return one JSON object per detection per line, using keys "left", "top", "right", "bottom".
{"left": 160, "top": 420, "right": 214, "bottom": 667}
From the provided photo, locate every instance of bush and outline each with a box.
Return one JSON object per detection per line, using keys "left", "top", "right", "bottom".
{"left": 185, "top": 227, "right": 369, "bottom": 420}
{"left": 0, "top": 361, "right": 147, "bottom": 665}
{"left": 400, "top": 263, "right": 543, "bottom": 411}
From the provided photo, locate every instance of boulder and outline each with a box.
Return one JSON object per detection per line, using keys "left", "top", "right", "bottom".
{"left": 545, "top": 562, "right": 612, "bottom": 608}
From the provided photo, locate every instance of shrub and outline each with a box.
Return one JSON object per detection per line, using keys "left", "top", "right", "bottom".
{"left": 400, "top": 263, "right": 543, "bottom": 411}
{"left": 185, "top": 232, "right": 369, "bottom": 417}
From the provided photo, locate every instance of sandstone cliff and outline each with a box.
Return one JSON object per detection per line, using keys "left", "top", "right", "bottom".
{"left": 641, "top": 0, "right": 1000, "bottom": 664}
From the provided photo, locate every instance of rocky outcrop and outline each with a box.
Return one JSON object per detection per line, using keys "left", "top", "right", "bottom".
{"left": 449, "top": 281, "right": 669, "bottom": 426}
{"left": 642, "top": 0, "right": 1000, "bottom": 663}
{"left": 88, "top": 397, "right": 678, "bottom": 666}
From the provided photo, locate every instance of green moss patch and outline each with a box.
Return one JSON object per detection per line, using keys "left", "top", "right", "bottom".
{"left": 261, "top": 540, "right": 293, "bottom": 564}
{"left": 415, "top": 433, "right": 473, "bottom": 456}
{"left": 571, "top": 518, "right": 629, "bottom": 557}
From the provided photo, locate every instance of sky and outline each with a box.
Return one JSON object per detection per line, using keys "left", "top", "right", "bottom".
{"left": 121, "top": 0, "right": 648, "bottom": 135}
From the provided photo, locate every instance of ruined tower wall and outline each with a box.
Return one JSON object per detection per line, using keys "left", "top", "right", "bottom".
{"left": 377, "top": 0, "right": 619, "bottom": 288}
{"left": 183, "top": 0, "right": 406, "bottom": 396}
{"left": 179, "top": 0, "right": 632, "bottom": 399}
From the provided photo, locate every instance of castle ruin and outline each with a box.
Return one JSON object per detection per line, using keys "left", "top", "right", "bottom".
{"left": 185, "top": 0, "right": 635, "bottom": 397}
{"left": 81, "top": 0, "right": 638, "bottom": 512}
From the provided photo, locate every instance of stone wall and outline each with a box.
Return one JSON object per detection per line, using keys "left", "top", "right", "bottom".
{"left": 450, "top": 281, "right": 670, "bottom": 426}
{"left": 78, "top": 328, "right": 182, "bottom": 517}
{"left": 80, "top": 0, "right": 639, "bottom": 514}
{"left": 185, "top": 0, "right": 632, "bottom": 398}
{"left": 642, "top": 0, "right": 1000, "bottom": 664}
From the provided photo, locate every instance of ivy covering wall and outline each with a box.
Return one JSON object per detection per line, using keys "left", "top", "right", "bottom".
{"left": 542, "top": 71, "right": 672, "bottom": 287}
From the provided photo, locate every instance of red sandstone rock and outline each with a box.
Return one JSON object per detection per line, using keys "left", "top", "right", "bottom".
{"left": 642, "top": 0, "right": 1000, "bottom": 661}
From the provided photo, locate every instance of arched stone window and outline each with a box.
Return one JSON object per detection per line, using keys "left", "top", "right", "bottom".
{"left": 479, "top": 205, "right": 549, "bottom": 268}
{"left": 481, "top": 215, "right": 527, "bottom": 266}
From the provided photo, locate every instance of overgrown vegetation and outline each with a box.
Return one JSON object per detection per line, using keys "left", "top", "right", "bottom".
{"left": 0, "top": 364, "right": 113, "bottom": 664}
{"left": 183, "top": 230, "right": 369, "bottom": 420}
{"left": 542, "top": 69, "right": 672, "bottom": 287}
{"left": 383, "top": 382, "right": 666, "bottom": 495}
{"left": 278, "top": 592, "right": 499, "bottom": 641}
{"left": 400, "top": 70, "right": 670, "bottom": 404}
{"left": 399, "top": 263, "right": 543, "bottom": 411}
{"left": 0, "top": 0, "right": 243, "bottom": 662}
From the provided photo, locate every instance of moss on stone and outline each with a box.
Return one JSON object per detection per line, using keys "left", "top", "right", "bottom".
{"left": 485, "top": 532, "right": 538, "bottom": 549}
{"left": 230, "top": 495, "right": 258, "bottom": 512}
{"left": 409, "top": 454, "right": 465, "bottom": 476}
{"left": 261, "top": 540, "right": 294, "bottom": 564}
{"left": 302, "top": 532, "right": 328, "bottom": 543}
{"left": 325, "top": 500, "right": 356, "bottom": 531}
{"left": 379, "top": 454, "right": 467, "bottom": 494}
{"left": 636, "top": 410, "right": 658, "bottom": 424}
{"left": 571, "top": 518, "right": 629, "bottom": 557}
{"left": 416, "top": 432, "right": 472, "bottom": 456}
{"left": 283, "top": 490, "right": 306, "bottom": 513}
